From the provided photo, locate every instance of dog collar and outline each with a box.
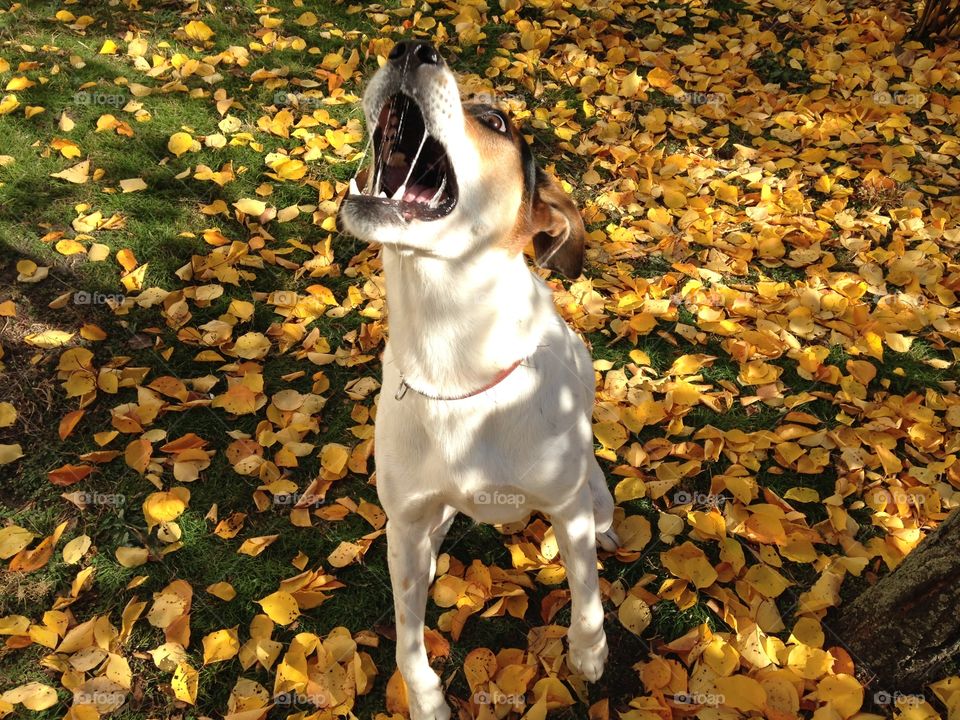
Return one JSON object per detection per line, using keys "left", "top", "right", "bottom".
{"left": 394, "top": 358, "right": 525, "bottom": 402}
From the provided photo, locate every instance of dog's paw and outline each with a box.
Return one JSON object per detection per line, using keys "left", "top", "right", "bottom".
{"left": 567, "top": 632, "right": 608, "bottom": 682}
{"left": 408, "top": 684, "right": 451, "bottom": 720}
{"left": 596, "top": 528, "right": 620, "bottom": 553}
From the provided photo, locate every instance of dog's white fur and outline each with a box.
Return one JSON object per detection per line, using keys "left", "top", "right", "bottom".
{"left": 340, "top": 48, "right": 616, "bottom": 720}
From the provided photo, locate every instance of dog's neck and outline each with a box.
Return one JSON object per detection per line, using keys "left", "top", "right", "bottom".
{"left": 381, "top": 244, "right": 553, "bottom": 397}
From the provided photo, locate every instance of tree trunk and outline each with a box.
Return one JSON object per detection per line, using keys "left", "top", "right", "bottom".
{"left": 834, "top": 509, "right": 960, "bottom": 693}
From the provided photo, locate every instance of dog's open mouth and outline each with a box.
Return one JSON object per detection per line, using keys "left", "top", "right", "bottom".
{"left": 347, "top": 93, "right": 458, "bottom": 222}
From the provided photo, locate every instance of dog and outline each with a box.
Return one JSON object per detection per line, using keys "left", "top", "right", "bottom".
{"left": 339, "top": 41, "right": 618, "bottom": 720}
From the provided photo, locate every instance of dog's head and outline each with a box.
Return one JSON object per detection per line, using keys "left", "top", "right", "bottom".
{"left": 338, "top": 41, "right": 585, "bottom": 278}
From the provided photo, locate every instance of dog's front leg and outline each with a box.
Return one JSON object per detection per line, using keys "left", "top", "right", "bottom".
{"left": 387, "top": 511, "right": 453, "bottom": 720}
{"left": 552, "top": 489, "right": 609, "bottom": 682}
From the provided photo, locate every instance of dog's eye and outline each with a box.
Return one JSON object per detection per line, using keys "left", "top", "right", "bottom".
{"left": 481, "top": 110, "right": 509, "bottom": 134}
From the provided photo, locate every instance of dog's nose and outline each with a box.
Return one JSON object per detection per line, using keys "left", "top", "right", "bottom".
{"left": 388, "top": 41, "right": 441, "bottom": 69}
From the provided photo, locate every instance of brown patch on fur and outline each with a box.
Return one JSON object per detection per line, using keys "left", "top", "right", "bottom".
{"left": 461, "top": 105, "right": 585, "bottom": 277}
{"left": 528, "top": 174, "right": 586, "bottom": 278}
{"left": 463, "top": 114, "right": 527, "bottom": 255}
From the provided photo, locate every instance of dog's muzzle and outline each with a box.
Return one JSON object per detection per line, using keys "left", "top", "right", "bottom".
{"left": 341, "top": 41, "right": 459, "bottom": 224}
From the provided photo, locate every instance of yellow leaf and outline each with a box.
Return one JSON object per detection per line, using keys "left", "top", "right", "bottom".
{"left": 0, "top": 94, "right": 20, "bottom": 115}
{"left": 5, "top": 77, "right": 34, "bottom": 91}
{"left": 51, "top": 159, "right": 90, "bottom": 184}
{"left": 618, "top": 594, "right": 651, "bottom": 636}
{"left": 714, "top": 675, "right": 766, "bottom": 712}
{"left": 167, "top": 132, "right": 194, "bottom": 157}
{"left": 237, "top": 534, "right": 279, "bottom": 557}
{"left": 328, "top": 540, "right": 364, "bottom": 567}
{"left": 115, "top": 546, "right": 149, "bottom": 568}
{"left": 232, "top": 332, "right": 271, "bottom": 359}
{"left": 320, "top": 443, "right": 350, "bottom": 473}
{"left": 172, "top": 661, "right": 198, "bottom": 704}
{"left": 296, "top": 11, "right": 318, "bottom": 25}
{"left": 661, "top": 541, "right": 717, "bottom": 588}
{"left": 616, "top": 515, "right": 651, "bottom": 551}
{"left": 0, "top": 402, "right": 16, "bottom": 428}
{"left": 143, "top": 488, "right": 189, "bottom": 529}
{"left": 202, "top": 627, "right": 240, "bottom": 664}
{"left": 0, "top": 525, "right": 35, "bottom": 559}
{"left": 62, "top": 535, "right": 91, "bottom": 564}
{"left": 234, "top": 198, "right": 267, "bottom": 216}
{"left": 593, "top": 422, "right": 627, "bottom": 450}
{"left": 125, "top": 437, "right": 152, "bottom": 474}
{"left": 206, "top": 582, "right": 236, "bottom": 601}
{"left": 647, "top": 67, "right": 674, "bottom": 89}
{"left": 183, "top": 20, "right": 214, "bottom": 42}
{"left": 56, "top": 238, "right": 86, "bottom": 255}
{"left": 1, "top": 683, "right": 59, "bottom": 711}
{"left": 88, "top": 243, "right": 110, "bottom": 261}
{"left": 532, "top": 677, "right": 575, "bottom": 708}
{"left": 620, "top": 69, "right": 641, "bottom": 97}
{"left": 0, "top": 615, "right": 30, "bottom": 635}
{"left": 121, "top": 263, "right": 148, "bottom": 292}
{"left": 119, "top": 177, "right": 147, "bottom": 193}
{"left": 784, "top": 487, "right": 819, "bottom": 503}
{"left": 744, "top": 564, "right": 792, "bottom": 597}
{"left": 885, "top": 332, "right": 914, "bottom": 352}
{"left": 662, "top": 186, "right": 686, "bottom": 209}
{"left": 0, "top": 444, "right": 24, "bottom": 465}
{"left": 50, "top": 138, "right": 81, "bottom": 158}
{"left": 257, "top": 591, "right": 300, "bottom": 625}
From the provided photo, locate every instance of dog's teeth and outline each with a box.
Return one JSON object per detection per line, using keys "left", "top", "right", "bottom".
{"left": 391, "top": 184, "right": 406, "bottom": 201}
{"left": 378, "top": 191, "right": 388, "bottom": 199}
{"left": 349, "top": 178, "right": 360, "bottom": 196}
{"left": 428, "top": 175, "right": 446, "bottom": 208}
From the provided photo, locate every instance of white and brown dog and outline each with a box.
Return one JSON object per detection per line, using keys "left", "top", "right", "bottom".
{"left": 339, "top": 41, "right": 617, "bottom": 720}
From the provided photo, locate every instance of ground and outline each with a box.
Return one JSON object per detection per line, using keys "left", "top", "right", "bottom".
{"left": 0, "top": 0, "right": 959, "bottom": 719}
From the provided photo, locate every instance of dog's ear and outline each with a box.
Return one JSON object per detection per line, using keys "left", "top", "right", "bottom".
{"left": 529, "top": 167, "right": 586, "bottom": 279}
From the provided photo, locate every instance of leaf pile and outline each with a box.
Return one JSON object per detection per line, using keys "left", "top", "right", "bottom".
{"left": 0, "top": 0, "right": 959, "bottom": 718}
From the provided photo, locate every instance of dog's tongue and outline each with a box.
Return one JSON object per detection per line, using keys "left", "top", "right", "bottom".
{"left": 403, "top": 184, "right": 435, "bottom": 204}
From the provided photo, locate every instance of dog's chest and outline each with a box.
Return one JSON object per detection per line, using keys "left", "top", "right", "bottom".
{"left": 377, "top": 335, "right": 594, "bottom": 520}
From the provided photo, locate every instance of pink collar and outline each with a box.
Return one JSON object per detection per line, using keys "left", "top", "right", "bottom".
{"left": 394, "top": 358, "right": 526, "bottom": 401}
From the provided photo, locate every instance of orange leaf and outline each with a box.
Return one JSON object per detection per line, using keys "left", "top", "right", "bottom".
{"left": 58, "top": 410, "right": 85, "bottom": 440}
{"left": 125, "top": 438, "right": 152, "bottom": 474}
{"left": 9, "top": 521, "right": 67, "bottom": 573}
{"left": 47, "top": 463, "right": 93, "bottom": 486}
{"left": 116, "top": 248, "right": 138, "bottom": 272}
